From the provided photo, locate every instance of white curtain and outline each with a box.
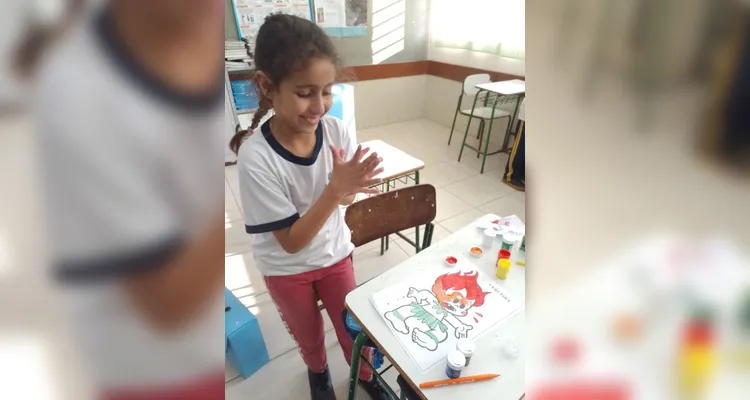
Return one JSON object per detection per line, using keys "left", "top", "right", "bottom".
{"left": 431, "top": 0, "right": 525, "bottom": 60}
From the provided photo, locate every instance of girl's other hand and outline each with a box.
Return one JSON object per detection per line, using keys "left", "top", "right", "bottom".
{"left": 329, "top": 145, "right": 384, "bottom": 197}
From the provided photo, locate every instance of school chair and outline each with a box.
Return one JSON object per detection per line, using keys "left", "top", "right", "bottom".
{"left": 343, "top": 184, "right": 438, "bottom": 400}
{"left": 225, "top": 287, "right": 270, "bottom": 379}
{"left": 447, "top": 73, "right": 512, "bottom": 152}
{"left": 346, "top": 184, "right": 436, "bottom": 259}
{"left": 317, "top": 184, "right": 438, "bottom": 309}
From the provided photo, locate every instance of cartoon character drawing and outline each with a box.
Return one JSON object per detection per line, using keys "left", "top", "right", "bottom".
{"left": 384, "top": 271, "right": 490, "bottom": 351}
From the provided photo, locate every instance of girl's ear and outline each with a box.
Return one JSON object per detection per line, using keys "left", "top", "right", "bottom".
{"left": 255, "top": 71, "right": 275, "bottom": 101}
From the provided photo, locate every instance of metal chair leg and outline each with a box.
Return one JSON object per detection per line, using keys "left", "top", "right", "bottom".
{"left": 448, "top": 94, "right": 463, "bottom": 145}
{"left": 477, "top": 119, "right": 485, "bottom": 158}
{"left": 379, "top": 179, "right": 393, "bottom": 255}
{"left": 347, "top": 332, "right": 368, "bottom": 400}
{"left": 458, "top": 93, "right": 482, "bottom": 162}
{"left": 481, "top": 114, "right": 498, "bottom": 174}
{"left": 421, "top": 223, "right": 434, "bottom": 250}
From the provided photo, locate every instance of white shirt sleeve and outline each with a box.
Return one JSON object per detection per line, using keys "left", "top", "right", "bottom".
{"left": 36, "top": 79, "right": 183, "bottom": 281}
{"left": 240, "top": 165, "right": 299, "bottom": 234}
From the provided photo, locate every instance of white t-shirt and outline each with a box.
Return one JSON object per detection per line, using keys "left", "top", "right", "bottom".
{"left": 35, "top": 7, "right": 224, "bottom": 388}
{"left": 238, "top": 115, "right": 356, "bottom": 276}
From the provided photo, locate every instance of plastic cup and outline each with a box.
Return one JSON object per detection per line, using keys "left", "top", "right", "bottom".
{"left": 482, "top": 228, "right": 495, "bottom": 249}
{"left": 496, "top": 259, "right": 512, "bottom": 279}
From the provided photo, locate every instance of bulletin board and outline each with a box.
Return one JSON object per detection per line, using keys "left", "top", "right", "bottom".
{"left": 231, "top": 0, "right": 369, "bottom": 42}
{"left": 231, "top": 0, "right": 314, "bottom": 42}
{"left": 312, "top": 0, "right": 369, "bottom": 37}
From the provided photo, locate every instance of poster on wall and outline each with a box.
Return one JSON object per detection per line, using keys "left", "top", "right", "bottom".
{"left": 232, "top": 0, "right": 313, "bottom": 44}
{"left": 314, "top": 0, "right": 368, "bottom": 37}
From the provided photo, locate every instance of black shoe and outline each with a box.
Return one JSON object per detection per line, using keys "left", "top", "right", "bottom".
{"left": 308, "top": 366, "right": 336, "bottom": 400}
{"left": 358, "top": 377, "right": 392, "bottom": 400}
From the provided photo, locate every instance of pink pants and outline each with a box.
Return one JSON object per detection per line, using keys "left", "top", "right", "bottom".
{"left": 264, "top": 255, "right": 373, "bottom": 381}
{"left": 100, "top": 372, "right": 224, "bottom": 400}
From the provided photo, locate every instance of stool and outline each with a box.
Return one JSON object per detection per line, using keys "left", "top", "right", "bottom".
{"left": 225, "top": 287, "right": 269, "bottom": 379}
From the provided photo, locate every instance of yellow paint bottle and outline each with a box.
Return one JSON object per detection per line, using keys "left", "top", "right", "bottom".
{"left": 496, "top": 259, "right": 511, "bottom": 280}
{"left": 677, "top": 312, "right": 715, "bottom": 399}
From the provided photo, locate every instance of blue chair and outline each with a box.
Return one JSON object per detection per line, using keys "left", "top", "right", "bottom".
{"left": 225, "top": 288, "right": 269, "bottom": 379}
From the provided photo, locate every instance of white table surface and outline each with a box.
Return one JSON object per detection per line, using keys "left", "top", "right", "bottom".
{"left": 360, "top": 140, "right": 425, "bottom": 183}
{"left": 475, "top": 79, "right": 526, "bottom": 96}
{"left": 346, "top": 214, "right": 526, "bottom": 400}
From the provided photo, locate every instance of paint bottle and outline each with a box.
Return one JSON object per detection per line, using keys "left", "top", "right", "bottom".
{"left": 456, "top": 338, "right": 476, "bottom": 367}
{"left": 496, "top": 259, "right": 512, "bottom": 280}
{"left": 677, "top": 307, "right": 716, "bottom": 398}
{"left": 501, "top": 234, "right": 515, "bottom": 251}
{"left": 503, "top": 340, "right": 521, "bottom": 360}
{"left": 445, "top": 350, "right": 466, "bottom": 379}
{"left": 520, "top": 234, "right": 526, "bottom": 252}
{"left": 482, "top": 228, "right": 496, "bottom": 249}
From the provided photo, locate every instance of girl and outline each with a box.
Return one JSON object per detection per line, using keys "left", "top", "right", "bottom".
{"left": 30, "top": 1, "right": 225, "bottom": 399}
{"left": 229, "top": 14, "right": 390, "bottom": 400}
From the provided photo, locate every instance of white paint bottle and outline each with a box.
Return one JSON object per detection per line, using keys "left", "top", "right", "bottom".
{"left": 456, "top": 338, "right": 476, "bottom": 367}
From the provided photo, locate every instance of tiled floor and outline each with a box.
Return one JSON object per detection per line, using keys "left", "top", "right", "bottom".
{"left": 224, "top": 118, "right": 525, "bottom": 400}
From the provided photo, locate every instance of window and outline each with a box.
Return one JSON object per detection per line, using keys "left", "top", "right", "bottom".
{"left": 431, "top": 0, "right": 525, "bottom": 59}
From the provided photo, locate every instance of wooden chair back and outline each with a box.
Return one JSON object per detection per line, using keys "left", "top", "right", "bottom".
{"left": 345, "top": 184, "right": 437, "bottom": 248}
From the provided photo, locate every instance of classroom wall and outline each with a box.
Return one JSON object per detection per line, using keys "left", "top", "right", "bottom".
{"left": 226, "top": 0, "right": 520, "bottom": 139}
{"left": 427, "top": 47, "right": 525, "bottom": 78}
{"left": 332, "top": 0, "right": 430, "bottom": 66}
{"left": 224, "top": 0, "right": 430, "bottom": 66}
{"left": 425, "top": 0, "right": 525, "bottom": 77}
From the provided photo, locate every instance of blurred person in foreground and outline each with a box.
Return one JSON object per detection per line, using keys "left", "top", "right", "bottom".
{"left": 24, "top": 0, "right": 225, "bottom": 399}
{"left": 701, "top": 0, "right": 750, "bottom": 171}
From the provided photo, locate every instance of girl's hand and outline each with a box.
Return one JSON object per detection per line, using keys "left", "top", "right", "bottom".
{"left": 329, "top": 145, "right": 384, "bottom": 198}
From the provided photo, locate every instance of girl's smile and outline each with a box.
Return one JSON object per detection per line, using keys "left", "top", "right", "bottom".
{"left": 301, "top": 115, "right": 321, "bottom": 127}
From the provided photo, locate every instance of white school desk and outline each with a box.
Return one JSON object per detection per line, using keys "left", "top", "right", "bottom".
{"left": 345, "top": 214, "right": 526, "bottom": 400}
{"left": 360, "top": 139, "right": 426, "bottom": 254}
{"left": 458, "top": 79, "right": 526, "bottom": 173}
{"left": 476, "top": 79, "right": 526, "bottom": 154}
{"left": 475, "top": 79, "right": 526, "bottom": 97}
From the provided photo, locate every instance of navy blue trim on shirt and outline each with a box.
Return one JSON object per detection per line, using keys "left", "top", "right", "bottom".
{"left": 92, "top": 7, "right": 223, "bottom": 112}
{"left": 246, "top": 213, "right": 300, "bottom": 234}
{"left": 261, "top": 120, "right": 323, "bottom": 166}
{"left": 54, "top": 235, "right": 184, "bottom": 283}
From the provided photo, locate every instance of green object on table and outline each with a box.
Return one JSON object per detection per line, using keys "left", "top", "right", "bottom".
{"left": 520, "top": 234, "right": 526, "bottom": 252}
{"left": 501, "top": 239, "right": 513, "bottom": 251}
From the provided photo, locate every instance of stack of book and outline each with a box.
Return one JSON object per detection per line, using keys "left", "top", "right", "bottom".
{"left": 225, "top": 40, "right": 253, "bottom": 71}
{"left": 226, "top": 40, "right": 255, "bottom": 111}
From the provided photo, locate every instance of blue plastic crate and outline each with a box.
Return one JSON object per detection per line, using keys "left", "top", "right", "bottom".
{"left": 231, "top": 84, "right": 259, "bottom": 110}
{"left": 225, "top": 288, "right": 269, "bottom": 379}
{"left": 230, "top": 80, "right": 253, "bottom": 94}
